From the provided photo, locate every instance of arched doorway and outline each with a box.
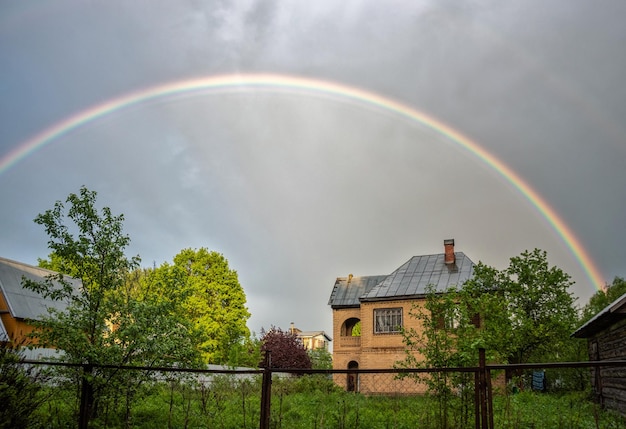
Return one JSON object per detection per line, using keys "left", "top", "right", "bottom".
{"left": 347, "top": 360, "right": 359, "bottom": 392}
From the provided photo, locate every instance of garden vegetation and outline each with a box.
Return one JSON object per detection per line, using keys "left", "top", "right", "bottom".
{"left": 5, "top": 186, "right": 626, "bottom": 428}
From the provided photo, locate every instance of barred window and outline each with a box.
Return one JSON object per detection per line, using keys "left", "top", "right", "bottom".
{"left": 374, "top": 308, "right": 402, "bottom": 334}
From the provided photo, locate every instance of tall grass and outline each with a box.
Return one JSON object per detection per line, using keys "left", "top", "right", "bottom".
{"left": 28, "top": 374, "right": 626, "bottom": 428}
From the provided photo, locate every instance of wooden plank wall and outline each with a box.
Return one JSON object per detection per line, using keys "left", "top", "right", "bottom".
{"left": 589, "top": 318, "right": 626, "bottom": 416}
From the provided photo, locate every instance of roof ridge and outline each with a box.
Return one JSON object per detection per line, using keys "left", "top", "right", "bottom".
{"left": 0, "top": 256, "right": 59, "bottom": 275}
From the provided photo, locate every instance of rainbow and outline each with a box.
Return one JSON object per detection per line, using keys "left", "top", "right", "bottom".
{"left": 0, "top": 73, "right": 605, "bottom": 291}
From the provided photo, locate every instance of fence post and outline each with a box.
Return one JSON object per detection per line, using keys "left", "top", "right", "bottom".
{"left": 486, "top": 360, "right": 494, "bottom": 429}
{"left": 476, "top": 348, "right": 494, "bottom": 429}
{"left": 260, "top": 351, "right": 272, "bottom": 429}
{"left": 474, "top": 369, "right": 480, "bottom": 429}
{"left": 78, "top": 364, "right": 93, "bottom": 429}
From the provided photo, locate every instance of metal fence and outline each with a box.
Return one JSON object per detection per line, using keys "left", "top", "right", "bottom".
{"left": 10, "top": 351, "right": 626, "bottom": 429}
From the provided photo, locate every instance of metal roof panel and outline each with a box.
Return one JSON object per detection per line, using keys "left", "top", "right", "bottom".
{"left": 0, "top": 257, "right": 80, "bottom": 320}
{"left": 328, "top": 275, "right": 387, "bottom": 307}
{"left": 359, "top": 252, "right": 474, "bottom": 301}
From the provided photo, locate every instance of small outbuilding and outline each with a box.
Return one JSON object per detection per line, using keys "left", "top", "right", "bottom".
{"left": 0, "top": 257, "right": 80, "bottom": 359}
{"left": 573, "top": 292, "right": 626, "bottom": 416}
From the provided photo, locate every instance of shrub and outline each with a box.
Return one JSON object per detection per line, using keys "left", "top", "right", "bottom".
{"left": 0, "top": 345, "right": 51, "bottom": 429}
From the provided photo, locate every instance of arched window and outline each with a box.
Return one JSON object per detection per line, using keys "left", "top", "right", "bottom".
{"left": 341, "top": 318, "right": 361, "bottom": 337}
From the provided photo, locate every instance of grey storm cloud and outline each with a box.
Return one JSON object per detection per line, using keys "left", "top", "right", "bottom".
{"left": 1, "top": 0, "right": 625, "bottom": 335}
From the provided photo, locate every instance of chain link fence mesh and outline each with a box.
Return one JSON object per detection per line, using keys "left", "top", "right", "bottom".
{"left": 5, "top": 358, "right": 626, "bottom": 428}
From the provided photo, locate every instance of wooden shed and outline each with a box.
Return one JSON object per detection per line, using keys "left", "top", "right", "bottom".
{"left": 573, "top": 292, "right": 626, "bottom": 416}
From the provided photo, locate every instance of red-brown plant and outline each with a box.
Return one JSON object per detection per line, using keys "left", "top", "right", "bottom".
{"left": 259, "top": 326, "right": 312, "bottom": 369}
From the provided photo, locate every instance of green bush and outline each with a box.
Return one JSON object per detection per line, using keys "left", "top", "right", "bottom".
{"left": 0, "top": 345, "right": 52, "bottom": 429}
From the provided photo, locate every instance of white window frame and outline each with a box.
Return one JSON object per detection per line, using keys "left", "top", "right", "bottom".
{"left": 374, "top": 308, "right": 403, "bottom": 334}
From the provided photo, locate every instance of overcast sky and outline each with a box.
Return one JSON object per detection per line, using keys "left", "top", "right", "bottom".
{"left": 1, "top": 0, "right": 625, "bottom": 338}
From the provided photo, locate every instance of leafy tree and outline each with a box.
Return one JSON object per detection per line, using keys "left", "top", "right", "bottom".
{"left": 463, "top": 249, "right": 579, "bottom": 365}
{"left": 226, "top": 332, "right": 262, "bottom": 368}
{"left": 397, "top": 285, "right": 478, "bottom": 428}
{"left": 146, "top": 248, "right": 251, "bottom": 364}
{"left": 308, "top": 347, "right": 333, "bottom": 370}
{"left": 259, "top": 327, "right": 312, "bottom": 369}
{"left": 399, "top": 249, "right": 580, "bottom": 404}
{"left": 581, "top": 277, "right": 626, "bottom": 323}
{"left": 23, "top": 187, "right": 200, "bottom": 423}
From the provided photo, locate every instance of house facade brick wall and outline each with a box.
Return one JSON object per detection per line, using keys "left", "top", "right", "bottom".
{"left": 328, "top": 241, "right": 475, "bottom": 394}
{"left": 332, "top": 299, "right": 429, "bottom": 394}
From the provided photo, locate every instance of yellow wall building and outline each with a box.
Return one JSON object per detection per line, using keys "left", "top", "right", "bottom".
{"left": 0, "top": 257, "right": 80, "bottom": 358}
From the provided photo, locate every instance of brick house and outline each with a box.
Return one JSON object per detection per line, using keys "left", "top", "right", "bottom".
{"left": 327, "top": 240, "right": 475, "bottom": 393}
{"left": 0, "top": 257, "right": 79, "bottom": 359}
{"left": 572, "top": 292, "right": 626, "bottom": 416}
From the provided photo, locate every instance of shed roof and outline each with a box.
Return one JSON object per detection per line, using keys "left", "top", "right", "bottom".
{"left": 0, "top": 257, "right": 80, "bottom": 320}
{"left": 328, "top": 252, "right": 475, "bottom": 308}
{"left": 572, "top": 292, "right": 626, "bottom": 338}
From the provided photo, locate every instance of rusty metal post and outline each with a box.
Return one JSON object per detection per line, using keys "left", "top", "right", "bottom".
{"left": 486, "top": 359, "right": 494, "bottom": 429}
{"left": 478, "top": 349, "right": 488, "bottom": 429}
{"left": 476, "top": 348, "right": 494, "bottom": 429}
{"left": 259, "top": 351, "right": 272, "bottom": 429}
{"left": 474, "top": 370, "right": 481, "bottom": 429}
{"left": 79, "top": 364, "right": 93, "bottom": 429}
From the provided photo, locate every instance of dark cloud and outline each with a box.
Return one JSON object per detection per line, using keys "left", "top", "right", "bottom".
{"left": 1, "top": 0, "right": 625, "bottom": 336}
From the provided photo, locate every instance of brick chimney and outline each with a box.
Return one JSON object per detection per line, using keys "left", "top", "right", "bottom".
{"left": 444, "top": 239, "right": 455, "bottom": 265}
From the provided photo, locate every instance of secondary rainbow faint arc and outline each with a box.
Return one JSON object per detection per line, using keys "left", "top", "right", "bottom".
{"left": 0, "top": 73, "right": 605, "bottom": 291}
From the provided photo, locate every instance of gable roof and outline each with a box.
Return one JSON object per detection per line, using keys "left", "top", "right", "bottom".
{"left": 0, "top": 257, "right": 80, "bottom": 320}
{"left": 572, "top": 292, "right": 626, "bottom": 338}
{"left": 328, "top": 252, "right": 475, "bottom": 308}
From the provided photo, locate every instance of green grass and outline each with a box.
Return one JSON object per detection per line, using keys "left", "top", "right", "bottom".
{"left": 494, "top": 390, "right": 625, "bottom": 429}
{"left": 28, "top": 376, "right": 626, "bottom": 428}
